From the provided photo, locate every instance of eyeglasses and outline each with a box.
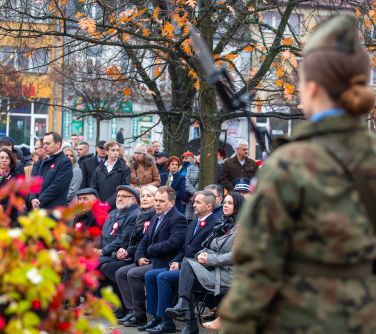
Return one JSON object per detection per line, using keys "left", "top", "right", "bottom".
{"left": 117, "top": 195, "right": 135, "bottom": 199}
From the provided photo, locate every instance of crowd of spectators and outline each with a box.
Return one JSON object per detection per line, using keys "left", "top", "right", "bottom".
{"left": 0, "top": 131, "right": 262, "bottom": 333}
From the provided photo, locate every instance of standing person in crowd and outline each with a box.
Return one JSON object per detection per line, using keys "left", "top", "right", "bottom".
{"left": 30, "top": 132, "right": 73, "bottom": 209}
{"left": 0, "top": 148, "right": 25, "bottom": 224}
{"left": 204, "top": 184, "right": 224, "bottom": 221}
{"left": 166, "top": 192, "right": 245, "bottom": 333}
{"left": 91, "top": 140, "right": 130, "bottom": 210}
{"left": 115, "top": 186, "right": 186, "bottom": 327}
{"left": 116, "top": 128, "right": 125, "bottom": 145}
{"left": 143, "top": 190, "right": 217, "bottom": 334}
{"left": 70, "top": 134, "right": 79, "bottom": 151}
{"left": 31, "top": 138, "right": 47, "bottom": 176}
{"left": 155, "top": 152, "right": 168, "bottom": 175}
{"left": 220, "top": 140, "right": 258, "bottom": 192}
{"left": 185, "top": 153, "right": 200, "bottom": 223}
{"left": 0, "top": 136, "right": 25, "bottom": 173}
{"left": 130, "top": 144, "right": 160, "bottom": 188}
{"left": 152, "top": 140, "right": 161, "bottom": 155}
{"left": 147, "top": 144, "right": 155, "bottom": 156}
{"left": 80, "top": 140, "right": 107, "bottom": 189}
{"left": 72, "top": 188, "right": 100, "bottom": 231}
{"left": 24, "top": 151, "right": 38, "bottom": 177}
{"left": 179, "top": 151, "right": 194, "bottom": 177}
{"left": 77, "top": 141, "right": 93, "bottom": 169}
{"left": 63, "top": 146, "right": 83, "bottom": 202}
{"left": 220, "top": 15, "right": 376, "bottom": 334}
{"left": 216, "top": 149, "right": 226, "bottom": 183}
{"left": 160, "top": 156, "right": 185, "bottom": 214}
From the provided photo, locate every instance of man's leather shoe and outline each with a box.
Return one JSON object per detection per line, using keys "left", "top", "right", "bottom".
{"left": 123, "top": 314, "right": 148, "bottom": 327}
{"left": 138, "top": 316, "right": 162, "bottom": 331}
{"left": 118, "top": 312, "right": 134, "bottom": 324}
{"left": 147, "top": 318, "right": 176, "bottom": 333}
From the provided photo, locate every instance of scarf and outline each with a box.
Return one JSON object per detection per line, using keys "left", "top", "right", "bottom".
{"left": 202, "top": 214, "right": 236, "bottom": 248}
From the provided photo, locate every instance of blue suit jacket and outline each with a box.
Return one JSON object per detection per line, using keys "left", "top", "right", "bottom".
{"left": 135, "top": 206, "right": 187, "bottom": 269}
{"left": 32, "top": 151, "right": 73, "bottom": 208}
{"left": 160, "top": 173, "right": 186, "bottom": 213}
{"left": 172, "top": 212, "right": 217, "bottom": 263}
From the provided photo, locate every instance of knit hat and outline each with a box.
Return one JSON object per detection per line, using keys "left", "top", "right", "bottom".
{"left": 302, "top": 14, "right": 374, "bottom": 114}
{"left": 134, "top": 144, "right": 147, "bottom": 155}
{"left": 182, "top": 151, "right": 194, "bottom": 159}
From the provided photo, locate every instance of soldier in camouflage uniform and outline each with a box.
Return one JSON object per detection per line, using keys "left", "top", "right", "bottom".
{"left": 219, "top": 14, "right": 376, "bottom": 334}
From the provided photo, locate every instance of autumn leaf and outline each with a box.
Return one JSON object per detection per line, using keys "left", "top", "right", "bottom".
{"left": 123, "top": 88, "right": 132, "bottom": 96}
{"left": 275, "top": 79, "right": 284, "bottom": 87}
{"left": 78, "top": 17, "right": 96, "bottom": 35}
{"left": 24, "top": 51, "right": 32, "bottom": 59}
{"left": 243, "top": 45, "right": 254, "bottom": 52}
{"left": 108, "top": 28, "right": 117, "bottom": 34}
{"left": 372, "top": 56, "right": 376, "bottom": 67}
{"left": 75, "top": 11, "right": 84, "bottom": 19}
{"left": 123, "top": 33, "right": 129, "bottom": 43}
{"left": 283, "top": 82, "right": 295, "bottom": 100}
{"left": 193, "top": 78, "right": 200, "bottom": 90}
{"left": 106, "top": 65, "right": 121, "bottom": 77}
{"left": 224, "top": 53, "right": 237, "bottom": 60}
{"left": 153, "top": 65, "right": 161, "bottom": 78}
{"left": 276, "top": 67, "right": 284, "bottom": 78}
{"left": 181, "top": 39, "right": 192, "bottom": 56}
{"left": 185, "top": 0, "right": 197, "bottom": 8}
{"left": 162, "top": 22, "right": 175, "bottom": 38}
{"left": 143, "top": 28, "right": 151, "bottom": 37}
{"left": 282, "top": 37, "right": 293, "bottom": 46}
{"left": 152, "top": 8, "right": 161, "bottom": 22}
{"left": 355, "top": 7, "right": 361, "bottom": 17}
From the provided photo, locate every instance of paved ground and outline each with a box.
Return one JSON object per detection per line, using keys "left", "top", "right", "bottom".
{"left": 90, "top": 316, "right": 213, "bottom": 333}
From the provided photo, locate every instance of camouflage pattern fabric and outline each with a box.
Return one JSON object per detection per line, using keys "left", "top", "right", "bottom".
{"left": 219, "top": 114, "right": 376, "bottom": 334}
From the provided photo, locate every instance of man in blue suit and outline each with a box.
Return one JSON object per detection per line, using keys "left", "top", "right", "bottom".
{"left": 30, "top": 132, "right": 73, "bottom": 209}
{"left": 115, "top": 186, "right": 187, "bottom": 328}
{"left": 142, "top": 190, "right": 217, "bottom": 334}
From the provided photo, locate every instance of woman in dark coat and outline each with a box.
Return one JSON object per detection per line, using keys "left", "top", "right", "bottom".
{"left": 160, "top": 156, "right": 186, "bottom": 213}
{"left": 0, "top": 148, "right": 24, "bottom": 226}
{"left": 165, "top": 192, "right": 244, "bottom": 331}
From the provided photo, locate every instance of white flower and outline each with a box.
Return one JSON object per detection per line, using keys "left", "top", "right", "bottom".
{"left": 38, "top": 209, "right": 47, "bottom": 217}
{"left": 52, "top": 210, "right": 62, "bottom": 219}
{"left": 48, "top": 249, "right": 60, "bottom": 264}
{"left": 26, "top": 268, "right": 42, "bottom": 285}
{"left": 8, "top": 228, "right": 22, "bottom": 238}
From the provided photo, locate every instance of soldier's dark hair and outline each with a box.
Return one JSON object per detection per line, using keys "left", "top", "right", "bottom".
{"left": 44, "top": 132, "right": 62, "bottom": 145}
{"left": 196, "top": 190, "right": 216, "bottom": 209}
{"left": 204, "top": 184, "right": 224, "bottom": 201}
{"left": 157, "top": 186, "right": 176, "bottom": 202}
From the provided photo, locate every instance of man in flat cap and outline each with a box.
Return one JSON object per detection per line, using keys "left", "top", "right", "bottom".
{"left": 72, "top": 188, "right": 99, "bottom": 231}
{"left": 219, "top": 14, "right": 376, "bottom": 334}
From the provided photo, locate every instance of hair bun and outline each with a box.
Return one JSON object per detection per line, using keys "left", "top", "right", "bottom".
{"left": 339, "top": 84, "right": 375, "bottom": 115}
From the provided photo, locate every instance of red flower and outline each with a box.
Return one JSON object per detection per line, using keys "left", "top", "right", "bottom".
{"left": 256, "top": 160, "right": 263, "bottom": 168}
{"left": 13, "top": 239, "right": 27, "bottom": 258}
{"left": 79, "top": 257, "right": 99, "bottom": 271}
{"left": 58, "top": 321, "right": 71, "bottom": 330}
{"left": 83, "top": 272, "right": 99, "bottom": 290}
{"left": 199, "top": 220, "right": 206, "bottom": 228}
{"left": 88, "top": 226, "right": 102, "bottom": 238}
{"left": 112, "top": 329, "right": 121, "bottom": 334}
{"left": 32, "top": 299, "right": 42, "bottom": 310}
{"left": 50, "top": 164, "right": 55, "bottom": 169}
{"left": 0, "top": 315, "right": 6, "bottom": 330}
{"left": 30, "top": 176, "right": 43, "bottom": 194}
{"left": 92, "top": 200, "right": 110, "bottom": 226}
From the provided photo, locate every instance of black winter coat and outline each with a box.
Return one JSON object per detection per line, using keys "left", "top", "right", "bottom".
{"left": 91, "top": 159, "right": 130, "bottom": 209}
{"left": 31, "top": 151, "right": 73, "bottom": 209}
{"left": 160, "top": 172, "right": 186, "bottom": 213}
{"left": 80, "top": 155, "right": 102, "bottom": 189}
{"left": 100, "top": 204, "right": 139, "bottom": 260}
{"left": 135, "top": 206, "right": 187, "bottom": 269}
{"left": 172, "top": 212, "right": 216, "bottom": 264}
{"left": 78, "top": 153, "right": 94, "bottom": 169}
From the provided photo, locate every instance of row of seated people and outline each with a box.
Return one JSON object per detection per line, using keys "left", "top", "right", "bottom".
{"left": 73, "top": 184, "right": 244, "bottom": 334}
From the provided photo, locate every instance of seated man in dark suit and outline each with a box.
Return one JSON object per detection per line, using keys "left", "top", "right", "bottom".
{"left": 115, "top": 186, "right": 187, "bottom": 327}
{"left": 142, "top": 190, "right": 217, "bottom": 334}
{"left": 72, "top": 187, "right": 99, "bottom": 231}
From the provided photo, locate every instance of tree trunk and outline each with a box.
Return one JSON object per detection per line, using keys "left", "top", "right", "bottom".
{"left": 163, "top": 62, "right": 195, "bottom": 156}
{"left": 198, "top": 82, "right": 220, "bottom": 188}
{"left": 197, "top": 0, "right": 220, "bottom": 188}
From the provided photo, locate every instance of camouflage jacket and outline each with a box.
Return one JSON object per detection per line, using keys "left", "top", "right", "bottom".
{"left": 220, "top": 114, "right": 376, "bottom": 334}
